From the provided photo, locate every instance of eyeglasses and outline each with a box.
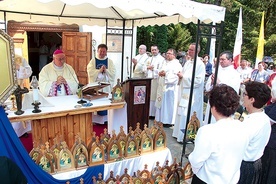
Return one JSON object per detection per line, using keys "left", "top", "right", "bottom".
{"left": 56, "top": 57, "right": 65, "bottom": 61}
{"left": 166, "top": 53, "right": 173, "bottom": 55}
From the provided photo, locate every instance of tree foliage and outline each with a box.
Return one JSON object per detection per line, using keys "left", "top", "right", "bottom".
{"left": 136, "top": 0, "right": 275, "bottom": 62}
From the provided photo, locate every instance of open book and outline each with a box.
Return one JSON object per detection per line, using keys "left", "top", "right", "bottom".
{"left": 82, "top": 82, "right": 110, "bottom": 100}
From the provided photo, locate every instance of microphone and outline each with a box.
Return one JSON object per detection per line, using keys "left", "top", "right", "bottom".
{"left": 64, "top": 64, "right": 83, "bottom": 89}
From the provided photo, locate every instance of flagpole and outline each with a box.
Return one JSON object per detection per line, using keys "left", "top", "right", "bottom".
{"left": 254, "top": 12, "right": 265, "bottom": 69}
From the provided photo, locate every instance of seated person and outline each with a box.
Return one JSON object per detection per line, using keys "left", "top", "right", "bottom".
{"left": 39, "top": 50, "right": 79, "bottom": 97}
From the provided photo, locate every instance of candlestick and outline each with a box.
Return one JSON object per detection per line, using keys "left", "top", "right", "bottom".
{"left": 30, "top": 76, "right": 41, "bottom": 113}
{"left": 33, "top": 88, "right": 39, "bottom": 102}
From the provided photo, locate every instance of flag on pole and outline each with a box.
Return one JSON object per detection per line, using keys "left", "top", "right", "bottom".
{"left": 254, "top": 11, "right": 265, "bottom": 69}
{"left": 233, "top": 8, "right": 243, "bottom": 69}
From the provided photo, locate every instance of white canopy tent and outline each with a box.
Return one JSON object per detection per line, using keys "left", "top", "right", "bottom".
{"left": 1, "top": 0, "right": 226, "bottom": 81}
{"left": 0, "top": 0, "right": 226, "bottom": 27}
{"left": 1, "top": 0, "right": 226, "bottom": 166}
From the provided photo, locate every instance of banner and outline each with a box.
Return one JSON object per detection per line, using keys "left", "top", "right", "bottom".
{"left": 254, "top": 12, "right": 265, "bottom": 69}
{"left": 233, "top": 8, "right": 243, "bottom": 69}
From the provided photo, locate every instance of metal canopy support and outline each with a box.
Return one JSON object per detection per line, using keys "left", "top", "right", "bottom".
{"left": 106, "top": 22, "right": 134, "bottom": 81}
{"left": 180, "top": 20, "right": 224, "bottom": 166}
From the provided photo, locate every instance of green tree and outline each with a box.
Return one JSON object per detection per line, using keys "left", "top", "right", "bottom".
{"left": 154, "top": 25, "right": 168, "bottom": 54}
{"left": 137, "top": 0, "right": 275, "bottom": 62}
{"left": 167, "top": 23, "right": 192, "bottom": 52}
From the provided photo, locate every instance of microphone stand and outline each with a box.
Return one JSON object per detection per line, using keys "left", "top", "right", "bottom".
{"left": 77, "top": 84, "right": 86, "bottom": 104}
{"left": 64, "top": 64, "right": 86, "bottom": 104}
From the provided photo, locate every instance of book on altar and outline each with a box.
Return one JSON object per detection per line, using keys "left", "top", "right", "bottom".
{"left": 82, "top": 82, "right": 110, "bottom": 100}
{"left": 95, "top": 58, "right": 108, "bottom": 69}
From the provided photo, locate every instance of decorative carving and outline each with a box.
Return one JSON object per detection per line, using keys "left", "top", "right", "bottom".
{"left": 107, "top": 131, "right": 122, "bottom": 162}
{"left": 89, "top": 136, "right": 105, "bottom": 165}
{"left": 105, "top": 171, "right": 116, "bottom": 184}
{"left": 71, "top": 134, "right": 89, "bottom": 168}
{"left": 7, "top": 20, "right": 79, "bottom": 37}
{"left": 111, "top": 78, "right": 124, "bottom": 103}
{"left": 57, "top": 141, "right": 75, "bottom": 171}
{"left": 119, "top": 168, "right": 131, "bottom": 183}
{"left": 140, "top": 125, "right": 153, "bottom": 154}
{"left": 183, "top": 162, "right": 193, "bottom": 180}
{"left": 0, "top": 29, "right": 17, "bottom": 105}
{"left": 125, "top": 131, "right": 139, "bottom": 158}
{"left": 186, "top": 111, "right": 200, "bottom": 142}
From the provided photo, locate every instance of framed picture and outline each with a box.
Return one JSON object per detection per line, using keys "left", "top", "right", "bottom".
{"left": 134, "top": 86, "right": 146, "bottom": 105}
{"left": 106, "top": 35, "right": 122, "bottom": 52}
{"left": 0, "top": 30, "right": 17, "bottom": 105}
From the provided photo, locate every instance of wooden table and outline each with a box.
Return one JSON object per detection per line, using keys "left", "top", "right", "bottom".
{"left": 8, "top": 95, "right": 126, "bottom": 149}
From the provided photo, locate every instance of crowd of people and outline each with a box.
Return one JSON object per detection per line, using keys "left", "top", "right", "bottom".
{"left": 12, "top": 41, "right": 275, "bottom": 183}
{"left": 129, "top": 43, "right": 275, "bottom": 184}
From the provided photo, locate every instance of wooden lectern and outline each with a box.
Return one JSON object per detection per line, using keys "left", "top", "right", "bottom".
{"left": 122, "top": 78, "right": 152, "bottom": 130}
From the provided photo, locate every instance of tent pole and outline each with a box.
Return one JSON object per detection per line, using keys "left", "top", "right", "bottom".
{"left": 180, "top": 19, "right": 201, "bottom": 166}
{"left": 121, "top": 20, "right": 126, "bottom": 81}
{"left": 180, "top": 21, "right": 224, "bottom": 166}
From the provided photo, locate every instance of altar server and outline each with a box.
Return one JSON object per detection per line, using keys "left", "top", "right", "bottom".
{"left": 87, "top": 44, "right": 116, "bottom": 124}
{"left": 87, "top": 43, "right": 116, "bottom": 93}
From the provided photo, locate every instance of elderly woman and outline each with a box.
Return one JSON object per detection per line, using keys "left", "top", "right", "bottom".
{"left": 189, "top": 84, "right": 249, "bottom": 184}
{"left": 238, "top": 81, "right": 271, "bottom": 184}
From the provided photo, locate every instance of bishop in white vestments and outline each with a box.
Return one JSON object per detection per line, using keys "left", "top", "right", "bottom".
{"left": 39, "top": 49, "right": 79, "bottom": 97}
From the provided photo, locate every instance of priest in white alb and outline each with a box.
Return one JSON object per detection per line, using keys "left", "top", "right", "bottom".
{"left": 143, "top": 45, "right": 164, "bottom": 118}
{"left": 172, "top": 43, "right": 205, "bottom": 142}
{"left": 155, "top": 48, "right": 182, "bottom": 127}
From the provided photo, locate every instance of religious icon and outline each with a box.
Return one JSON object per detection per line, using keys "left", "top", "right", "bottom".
{"left": 142, "top": 137, "right": 151, "bottom": 150}
{"left": 39, "top": 156, "right": 51, "bottom": 172}
{"left": 110, "top": 144, "right": 119, "bottom": 158}
{"left": 111, "top": 78, "right": 124, "bottom": 103}
{"left": 92, "top": 147, "right": 103, "bottom": 162}
{"left": 134, "top": 86, "right": 146, "bottom": 104}
{"left": 60, "top": 152, "right": 72, "bottom": 169}
{"left": 127, "top": 141, "right": 136, "bottom": 154}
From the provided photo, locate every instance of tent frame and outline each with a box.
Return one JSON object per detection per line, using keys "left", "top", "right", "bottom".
{"left": 180, "top": 20, "right": 224, "bottom": 165}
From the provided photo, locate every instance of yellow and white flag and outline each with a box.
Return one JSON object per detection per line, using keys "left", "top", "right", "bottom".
{"left": 254, "top": 12, "right": 265, "bottom": 69}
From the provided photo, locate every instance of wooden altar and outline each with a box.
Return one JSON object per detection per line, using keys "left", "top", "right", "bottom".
{"left": 8, "top": 95, "right": 126, "bottom": 149}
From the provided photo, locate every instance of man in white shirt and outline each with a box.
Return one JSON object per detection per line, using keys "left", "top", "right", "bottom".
{"left": 204, "top": 51, "right": 240, "bottom": 125}
{"left": 143, "top": 45, "right": 164, "bottom": 118}
{"left": 236, "top": 59, "right": 252, "bottom": 84}
{"left": 132, "top": 44, "right": 148, "bottom": 78}
{"left": 155, "top": 48, "right": 182, "bottom": 127}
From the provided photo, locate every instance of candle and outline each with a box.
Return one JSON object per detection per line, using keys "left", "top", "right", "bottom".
{"left": 33, "top": 88, "right": 39, "bottom": 102}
